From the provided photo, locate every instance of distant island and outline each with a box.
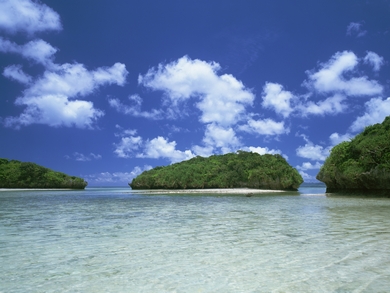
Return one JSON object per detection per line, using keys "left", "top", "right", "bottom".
{"left": 129, "top": 151, "right": 303, "bottom": 190}
{"left": 0, "top": 159, "right": 88, "bottom": 189}
{"left": 317, "top": 116, "right": 390, "bottom": 196}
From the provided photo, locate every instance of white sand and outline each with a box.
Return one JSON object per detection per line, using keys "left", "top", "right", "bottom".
{"left": 131, "top": 188, "right": 286, "bottom": 194}
{"left": 0, "top": 188, "right": 74, "bottom": 191}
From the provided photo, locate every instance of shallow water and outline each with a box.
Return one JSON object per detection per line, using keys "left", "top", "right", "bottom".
{"left": 1, "top": 185, "right": 390, "bottom": 292}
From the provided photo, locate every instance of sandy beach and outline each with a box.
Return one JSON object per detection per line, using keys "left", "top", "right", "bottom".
{"left": 130, "top": 188, "right": 286, "bottom": 194}
{"left": 0, "top": 188, "right": 74, "bottom": 192}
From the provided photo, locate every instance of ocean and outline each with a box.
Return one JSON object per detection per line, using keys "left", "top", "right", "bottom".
{"left": 1, "top": 184, "right": 390, "bottom": 292}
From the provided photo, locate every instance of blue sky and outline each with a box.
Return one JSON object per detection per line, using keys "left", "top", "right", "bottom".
{"left": 1, "top": 0, "right": 390, "bottom": 186}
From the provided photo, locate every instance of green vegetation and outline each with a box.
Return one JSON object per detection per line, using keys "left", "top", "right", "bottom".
{"left": 0, "top": 159, "right": 88, "bottom": 189}
{"left": 130, "top": 151, "right": 303, "bottom": 190}
{"left": 316, "top": 116, "right": 390, "bottom": 194}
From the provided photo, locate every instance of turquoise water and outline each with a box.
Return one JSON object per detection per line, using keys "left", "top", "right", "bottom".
{"left": 1, "top": 185, "right": 390, "bottom": 292}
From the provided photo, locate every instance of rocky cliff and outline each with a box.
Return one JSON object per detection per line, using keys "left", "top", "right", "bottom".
{"left": 316, "top": 116, "right": 390, "bottom": 196}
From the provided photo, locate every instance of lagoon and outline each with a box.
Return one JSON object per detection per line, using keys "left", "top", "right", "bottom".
{"left": 1, "top": 184, "right": 390, "bottom": 292}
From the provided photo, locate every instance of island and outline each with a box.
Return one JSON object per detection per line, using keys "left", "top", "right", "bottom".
{"left": 0, "top": 158, "right": 88, "bottom": 189}
{"left": 129, "top": 151, "right": 303, "bottom": 190}
{"left": 316, "top": 116, "right": 390, "bottom": 196}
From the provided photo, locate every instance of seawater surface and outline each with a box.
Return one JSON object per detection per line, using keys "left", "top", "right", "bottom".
{"left": 1, "top": 185, "right": 390, "bottom": 292}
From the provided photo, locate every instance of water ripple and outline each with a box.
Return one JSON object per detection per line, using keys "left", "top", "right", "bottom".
{"left": 1, "top": 189, "right": 390, "bottom": 292}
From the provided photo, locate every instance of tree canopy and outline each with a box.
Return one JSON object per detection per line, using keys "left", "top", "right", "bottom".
{"left": 316, "top": 116, "right": 390, "bottom": 192}
{"left": 0, "top": 159, "right": 88, "bottom": 189}
{"left": 130, "top": 151, "right": 303, "bottom": 190}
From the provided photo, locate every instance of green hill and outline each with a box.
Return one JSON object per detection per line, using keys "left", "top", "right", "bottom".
{"left": 316, "top": 116, "right": 390, "bottom": 195}
{"left": 0, "top": 159, "right": 88, "bottom": 189}
{"left": 129, "top": 151, "right": 303, "bottom": 190}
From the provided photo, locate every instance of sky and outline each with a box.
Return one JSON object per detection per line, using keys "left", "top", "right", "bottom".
{"left": 1, "top": 0, "right": 390, "bottom": 186}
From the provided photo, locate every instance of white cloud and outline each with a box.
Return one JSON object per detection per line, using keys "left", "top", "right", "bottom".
{"left": 137, "top": 136, "right": 195, "bottom": 164}
{"left": 201, "top": 123, "right": 241, "bottom": 154}
{"left": 114, "top": 125, "right": 138, "bottom": 137}
{"left": 5, "top": 94, "right": 104, "bottom": 128}
{"left": 0, "top": 0, "right": 62, "bottom": 35}
{"left": 66, "top": 152, "right": 102, "bottom": 161}
{"left": 304, "top": 51, "right": 383, "bottom": 96}
{"left": 113, "top": 136, "right": 143, "bottom": 158}
{"left": 243, "top": 146, "right": 284, "bottom": 156}
{"left": 296, "top": 161, "right": 322, "bottom": 171}
{"left": 239, "top": 118, "right": 288, "bottom": 136}
{"left": 0, "top": 37, "right": 57, "bottom": 67}
{"left": 5, "top": 62, "right": 128, "bottom": 128}
{"left": 191, "top": 145, "right": 214, "bottom": 157}
{"left": 25, "top": 63, "right": 127, "bottom": 98}
{"left": 109, "top": 94, "right": 163, "bottom": 119}
{"left": 261, "top": 82, "right": 295, "bottom": 118}
{"left": 296, "top": 136, "right": 330, "bottom": 161}
{"left": 3, "top": 64, "right": 32, "bottom": 84}
{"left": 349, "top": 97, "right": 390, "bottom": 133}
{"left": 113, "top": 132, "right": 195, "bottom": 164}
{"left": 299, "top": 94, "right": 347, "bottom": 116}
{"left": 84, "top": 165, "right": 153, "bottom": 185}
{"left": 139, "top": 56, "right": 254, "bottom": 126}
{"left": 346, "top": 22, "right": 367, "bottom": 37}
{"left": 364, "top": 51, "right": 384, "bottom": 72}
{"left": 299, "top": 171, "right": 317, "bottom": 182}
{"left": 329, "top": 132, "right": 352, "bottom": 145}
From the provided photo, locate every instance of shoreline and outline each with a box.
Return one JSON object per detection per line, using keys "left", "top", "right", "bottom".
{"left": 130, "top": 188, "right": 288, "bottom": 194}
{"left": 0, "top": 188, "right": 76, "bottom": 191}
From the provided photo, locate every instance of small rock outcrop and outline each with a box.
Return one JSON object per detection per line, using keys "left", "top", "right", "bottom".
{"left": 316, "top": 116, "right": 390, "bottom": 196}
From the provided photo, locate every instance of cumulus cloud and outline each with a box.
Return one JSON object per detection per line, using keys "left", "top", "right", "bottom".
{"left": 113, "top": 135, "right": 143, "bottom": 158}
{"left": 349, "top": 97, "right": 390, "bottom": 133}
{"left": 109, "top": 94, "right": 163, "bottom": 119}
{"left": 201, "top": 123, "right": 241, "bottom": 154}
{"left": 0, "top": 0, "right": 128, "bottom": 130}
{"left": 4, "top": 94, "right": 104, "bottom": 128}
{"left": 243, "top": 146, "right": 284, "bottom": 156}
{"left": 261, "top": 82, "right": 295, "bottom": 118}
{"left": 138, "top": 136, "right": 195, "bottom": 164}
{"left": 3, "top": 64, "right": 32, "bottom": 84}
{"left": 0, "top": 0, "right": 62, "bottom": 35}
{"left": 24, "top": 63, "right": 127, "bottom": 97}
{"left": 329, "top": 132, "right": 352, "bottom": 145}
{"left": 299, "top": 94, "right": 347, "bottom": 116}
{"left": 139, "top": 56, "right": 254, "bottom": 126}
{"left": 4, "top": 62, "right": 128, "bottom": 128}
{"left": 113, "top": 133, "right": 195, "bottom": 164}
{"left": 296, "top": 161, "right": 322, "bottom": 171}
{"left": 296, "top": 135, "right": 330, "bottom": 161}
{"left": 84, "top": 165, "right": 153, "bottom": 185}
{"left": 364, "top": 51, "right": 384, "bottom": 72}
{"left": 303, "top": 51, "right": 383, "bottom": 96}
{"left": 299, "top": 170, "right": 317, "bottom": 182}
{"left": 0, "top": 37, "right": 57, "bottom": 67}
{"left": 296, "top": 143, "right": 330, "bottom": 161}
{"left": 239, "top": 118, "right": 288, "bottom": 136}
{"left": 346, "top": 22, "right": 367, "bottom": 37}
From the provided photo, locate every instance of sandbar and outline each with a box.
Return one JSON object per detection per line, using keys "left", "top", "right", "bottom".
{"left": 131, "top": 188, "right": 287, "bottom": 194}
{"left": 0, "top": 188, "right": 74, "bottom": 191}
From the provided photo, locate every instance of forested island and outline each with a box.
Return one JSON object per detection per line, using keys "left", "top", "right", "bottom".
{"left": 130, "top": 151, "right": 303, "bottom": 190}
{"left": 0, "top": 159, "right": 88, "bottom": 189}
{"left": 316, "top": 116, "right": 390, "bottom": 196}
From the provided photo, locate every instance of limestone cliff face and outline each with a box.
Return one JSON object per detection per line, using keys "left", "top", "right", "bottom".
{"left": 317, "top": 167, "right": 390, "bottom": 195}
{"left": 316, "top": 116, "right": 390, "bottom": 196}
